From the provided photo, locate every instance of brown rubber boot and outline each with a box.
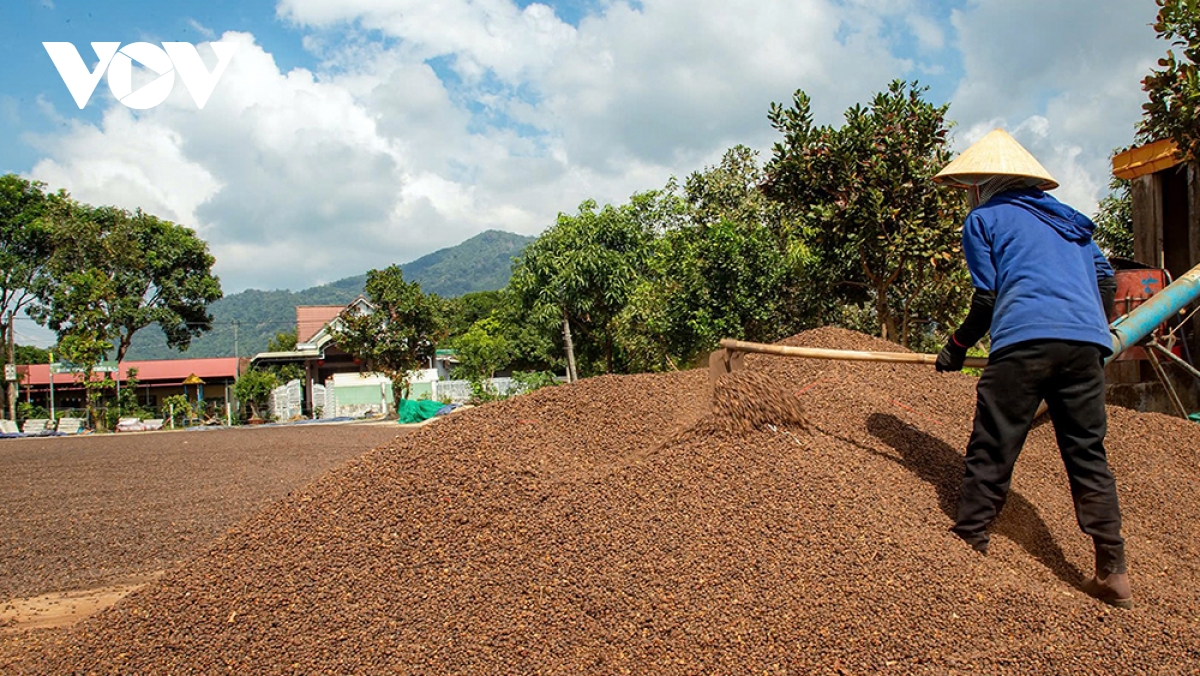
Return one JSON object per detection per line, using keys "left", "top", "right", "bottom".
{"left": 1083, "top": 571, "right": 1132, "bottom": 609}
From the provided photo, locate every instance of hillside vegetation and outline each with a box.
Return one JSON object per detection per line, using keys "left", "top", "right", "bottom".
{"left": 124, "top": 230, "right": 533, "bottom": 360}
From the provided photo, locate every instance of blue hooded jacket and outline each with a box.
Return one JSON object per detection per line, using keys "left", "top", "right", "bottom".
{"left": 962, "top": 188, "right": 1114, "bottom": 356}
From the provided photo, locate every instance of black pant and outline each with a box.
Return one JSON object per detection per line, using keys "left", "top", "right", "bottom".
{"left": 952, "top": 340, "right": 1126, "bottom": 574}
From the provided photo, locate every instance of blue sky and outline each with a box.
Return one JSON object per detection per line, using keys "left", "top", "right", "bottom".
{"left": 0, "top": 0, "right": 1165, "bottom": 318}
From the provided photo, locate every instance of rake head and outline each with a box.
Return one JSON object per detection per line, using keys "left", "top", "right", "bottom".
{"left": 707, "top": 348, "right": 745, "bottom": 386}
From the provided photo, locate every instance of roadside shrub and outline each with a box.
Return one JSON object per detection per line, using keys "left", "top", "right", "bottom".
{"left": 17, "top": 401, "right": 47, "bottom": 423}
{"left": 511, "top": 370, "right": 559, "bottom": 395}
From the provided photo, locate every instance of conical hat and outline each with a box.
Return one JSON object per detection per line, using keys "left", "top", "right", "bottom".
{"left": 933, "top": 128, "right": 1058, "bottom": 190}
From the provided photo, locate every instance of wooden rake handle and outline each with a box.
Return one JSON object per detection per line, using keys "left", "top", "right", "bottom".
{"left": 717, "top": 339, "right": 990, "bottom": 369}
{"left": 714, "top": 339, "right": 1051, "bottom": 419}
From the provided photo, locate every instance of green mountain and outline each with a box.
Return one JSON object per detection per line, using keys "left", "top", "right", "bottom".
{"left": 124, "top": 229, "right": 535, "bottom": 360}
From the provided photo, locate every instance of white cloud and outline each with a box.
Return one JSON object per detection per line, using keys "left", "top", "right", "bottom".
{"left": 540, "top": 0, "right": 909, "bottom": 171}
{"left": 946, "top": 0, "right": 1162, "bottom": 216}
{"left": 187, "top": 18, "right": 217, "bottom": 40}
{"left": 29, "top": 107, "right": 222, "bottom": 231}
{"left": 18, "top": 0, "right": 1168, "bottom": 297}
{"left": 277, "top": 0, "right": 577, "bottom": 82}
{"left": 906, "top": 15, "right": 944, "bottom": 51}
{"left": 280, "top": 0, "right": 914, "bottom": 169}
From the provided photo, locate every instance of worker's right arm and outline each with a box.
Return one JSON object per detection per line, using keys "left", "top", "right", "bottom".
{"left": 937, "top": 215, "right": 995, "bottom": 373}
{"left": 954, "top": 289, "right": 996, "bottom": 347}
{"left": 959, "top": 212, "right": 997, "bottom": 345}
{"left": 936, "top": 288, "right": 994, "bottom": 372}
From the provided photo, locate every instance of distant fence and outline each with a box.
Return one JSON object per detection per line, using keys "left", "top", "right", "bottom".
{"left": 268, "top": 380, "right": 305, "bottom": 421}
{"left": 431, "top": 378, "right": 519, "bottom": 404}
{"left": 431, "top": 376, "right": 567, "bottom": 404}
{"left": 262, "top": 376, "right": 564, "bottom": 419}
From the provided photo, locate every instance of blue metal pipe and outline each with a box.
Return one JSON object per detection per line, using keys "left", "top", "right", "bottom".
{"left": 1108, "top": 263, "right": 1200, "bottom": 363}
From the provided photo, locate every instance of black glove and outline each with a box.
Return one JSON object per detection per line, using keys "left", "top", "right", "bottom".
{"left": 937, "top": 288, "right": 993, "bottom": 373}
{"left": 936, "top": 339, "right": 968, "bottom": 372}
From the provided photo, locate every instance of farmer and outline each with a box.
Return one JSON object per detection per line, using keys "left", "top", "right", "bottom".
{"left": 931, "top": 129, "right": 1129, "bottom": 609}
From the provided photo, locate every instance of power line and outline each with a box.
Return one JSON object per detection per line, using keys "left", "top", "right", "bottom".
{"left": 11, "top": 326, "right": 47, "bottom": 343}
{"left": 6, "top": 317, "right": 298, "bottom": 327}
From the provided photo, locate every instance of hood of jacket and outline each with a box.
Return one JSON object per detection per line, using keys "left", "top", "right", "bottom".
{"left": 982, "top": 188, "right": 1096, "bottom": 243}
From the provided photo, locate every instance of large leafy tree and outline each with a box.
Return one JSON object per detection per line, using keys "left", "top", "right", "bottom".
{"left": 262, "top": 329, "right": 303, "bottom": 383}
{"left": 441, "top": 290, "right": 507, "bottom": 340}
{"left": 762, "top": 80, "right": 970, "bottom": 346}
{"left": 0, "top": 175, "right": 54, "bottom": 413}
{"left": 38, "top": 203, "right": 223, "bottom": 361}
{"left": 31, "top": 201, "right": 116, "bottom": 424}
{"left": 14, "top": 344, "right": 50, "bottom": 365}
{"left": 442, "top": 289, "right": 561, "bottom": 374}
{"left": 329, "top": 265, "right": 444, "bottom": 401}
{"left": 629, "top": 219, "right": 790, "bottom": 370}
{"left": 1140, "top": 0, "right": 1200, "bottom": 156}
{"left": 267, "top": 329, "right": 298, "bottom": 352}
{"left": 616, "top": 147, "right": 801, "bottom": 371}
{"left": 491, "top": 299, "right": 562, "bottom": 374}
{"left": 682, "top": 146, "right": 775, "bottom": 231}
{"left": 51, "top": 267, "right": 117, "bottom": 425}
{"left": 452, "top": 317, "right": 514, "bottom": 381}
{"left": 0, "top": 175, "right": 53, "bottom": 326}
{"left": 510, "top": 196, "right": 662, "bottom": 377}
{"left": 1093, "top": 176, "right": 1134, "bottom": 259}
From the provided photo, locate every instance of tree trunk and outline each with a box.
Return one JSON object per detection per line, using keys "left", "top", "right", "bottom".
{"left": 862, "top": 252, "right": 902, "bottom": 344}
{"left": 562, "top": 306, "right": 578, "bottom": 383}
{"left": 875, "top": 287, "right": 897, "bottom": 343}
{"left": 116, "top": 329, "right": 132, "bottom": 363}
{"left": 4, "top": 318, "right": 14, "bottom": 421}
{"left": 83, "top": 371, "right": 101, "bottom": 431}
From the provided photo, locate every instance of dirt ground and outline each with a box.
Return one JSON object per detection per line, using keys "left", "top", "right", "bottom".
{"left": 0, "top": 421, "right": 406, "bottom": 660}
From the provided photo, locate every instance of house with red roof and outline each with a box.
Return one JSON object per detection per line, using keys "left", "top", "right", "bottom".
{"left": 251, "top": 298, "right": 460, "bottom": 418}
{"left": 16, "top": 356, "right": 247, "bottom": 415}
{"left": 250, "top": 297, "right": 379, "bottom": 417}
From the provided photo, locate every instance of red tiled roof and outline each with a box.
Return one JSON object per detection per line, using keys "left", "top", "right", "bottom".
{"left": 19, "top": 357, "right": 243, "bottom": 387}
{"left": 297, "top": 305, "right": 346, "bottom": 343}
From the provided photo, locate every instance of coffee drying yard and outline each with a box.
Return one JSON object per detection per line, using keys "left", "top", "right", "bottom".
{"left": 3, "top": 328, "right": 1199, "bottom": 674}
